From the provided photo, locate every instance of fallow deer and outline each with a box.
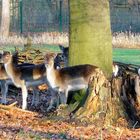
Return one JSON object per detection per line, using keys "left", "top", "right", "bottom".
{"left": 44, "top": 53, "right": 104, "bottom": 105}
{"left": 1, "top": 51, "right": 50, "bottom": 109}
{"left": 1, "top": 51, "right": 63, "bottom": 110}
{"left": 0, "top": 52, "right": 39, "bottom": 105}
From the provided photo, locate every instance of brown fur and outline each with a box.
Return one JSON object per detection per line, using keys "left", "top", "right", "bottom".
{"left": 6, "top": 61, "right": 24, "bottom": 87}
{"left": 2, "top": 52, "right": 45, "bottom": 86}
{"left": 2, "top": 52, "right": 47, "bottom": 109}
{"left": 0, "top": 64, "right": 9, "bottom": 80}
{"left": 53, "top": 65, "right": 100, "bottom": 89}
{"left": 45, "top": 53, "right": 103, "bottom": 104}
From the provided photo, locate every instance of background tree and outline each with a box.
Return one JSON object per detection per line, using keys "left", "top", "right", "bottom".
{"left": 0, "top": 0, "right": 10, "bottom": 37}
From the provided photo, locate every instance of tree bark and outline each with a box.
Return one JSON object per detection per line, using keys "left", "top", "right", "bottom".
{"left": 0, "top": 0, "right": 10, "bottom": 37}
{"left": 70, "top": 71, "right": 140, "bottom": 127}
{"left": 72, "top": 74, "right": 126, "bottom": 126}
{"left": 69, "top": 0, "right": 112, "bottom": 77}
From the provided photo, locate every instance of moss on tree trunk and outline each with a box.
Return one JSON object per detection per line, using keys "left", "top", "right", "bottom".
{"left": 69, "top": 0, "right": 112, "bottom": 77}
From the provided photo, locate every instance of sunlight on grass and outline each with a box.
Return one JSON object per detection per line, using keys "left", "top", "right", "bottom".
{"left": 113, "top": 48, "right": 140, "bottom": 64}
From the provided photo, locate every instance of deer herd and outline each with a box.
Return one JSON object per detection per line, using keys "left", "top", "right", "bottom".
{"left": 0, "top": 45, "right": 140, "bottom": 111}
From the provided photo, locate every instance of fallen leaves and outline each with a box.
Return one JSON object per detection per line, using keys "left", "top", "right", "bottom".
{"left": 0, "top": 92, "right": 140, "bottom": 139}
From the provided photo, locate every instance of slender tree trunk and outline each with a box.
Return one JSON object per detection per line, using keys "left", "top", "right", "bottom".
{"left": 69, "top": 0, "right": 112, "bottom": 77}
{"left": 0, "top": 0, "right": 10, "bottom": 37}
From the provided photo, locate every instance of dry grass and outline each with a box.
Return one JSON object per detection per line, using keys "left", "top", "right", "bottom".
{"left": 0, "top": 32, "right": 69, "bottom": 46}
{"left": 112, "top": 31, "right": 140, "bottom": 48}
{"left": 1, "top": 31, "right": 140, "bottom": 49}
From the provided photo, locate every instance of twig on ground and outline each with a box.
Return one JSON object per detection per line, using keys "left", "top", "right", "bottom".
{"left": 0, "top": 104, "right": 35, "bottom": 114}
{"left": 8, "top": 101, "right": 18, "bottom": 107}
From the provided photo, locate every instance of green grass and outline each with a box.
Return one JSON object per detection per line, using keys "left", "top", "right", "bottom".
{"left": 0, "top": 44, "right": 61, "bottom": 53}
{"left": 31, "top": 44, "right": 61, "bottom": 52}
{"left": 113, "top": 48, "right": 140, "bottom": 65}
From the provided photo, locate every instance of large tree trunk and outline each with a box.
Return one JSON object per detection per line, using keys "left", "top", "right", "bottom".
{"left": 0, "top": 0, "right": 10, "bottom": 37}
{"left": 69, "top": 0, "right": 112, "bottom": 77}
{"left": 68, "top": 0, "right": 140, "bottom": 127}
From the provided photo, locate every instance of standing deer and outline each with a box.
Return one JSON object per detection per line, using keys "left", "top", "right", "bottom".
{"left": 44, "top": 53, "right": 104, "bottom": 105}
{"left": 0, "top": 52, "right": 39, "bottom": 105}
{"left": 1, "top": 51, "right": 50, "bottom": 109}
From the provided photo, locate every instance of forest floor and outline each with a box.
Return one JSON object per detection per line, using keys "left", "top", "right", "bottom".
{"left": 0, "top": 87, "right": 140, "bottom": 140}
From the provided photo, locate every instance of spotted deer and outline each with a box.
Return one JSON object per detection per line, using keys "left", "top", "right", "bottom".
{"left": 44, "top": 53, "right": 104, "bottom": 105}
{"left": 1, "top": 51, "right": 51, "bottom": 109}
{"left": 0, "top": 52, "right": 33, "bottom": 104}
{"left": 0, "top": 52, "right": 42, "bottom": 106}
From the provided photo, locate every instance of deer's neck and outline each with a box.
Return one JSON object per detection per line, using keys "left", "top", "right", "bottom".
{"left": 46, "top": 64, "right": 59, "bottom": 88}
{"left": 0, "top": 64, "right": 8, "bottom": 80}
{"left": 4, "top": 60, "right": 17, "bottom": 79}
{"left": 4, "top": 59, "right": 24, "bottom": 88}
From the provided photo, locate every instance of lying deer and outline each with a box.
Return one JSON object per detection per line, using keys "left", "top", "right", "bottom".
{"left": 44, "top": 53, "right": 104, "bottom": 105}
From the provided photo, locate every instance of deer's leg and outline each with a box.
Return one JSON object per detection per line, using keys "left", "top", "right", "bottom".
{"left": 1, "top": 80, "right": 8, "bottom": 104}
{"left": 64, "top": 89, "right": 69, "bottom": 104}
{"left": 59, "top": 89, "right": 68, "bottom": 104}
{"left": 64, "top": 56, "right": 68, "bottom": 67}
{"left": 32, "top": 88, "right": 35, "bottom": 106}
{"left": 47, "top": 88, "right": 59, "bottom": 112}
{"left": 31, "top": 87, "right": 39, "bottom": 106}
{"left": 21, "top": 85, "right": 28, "bottom": 109}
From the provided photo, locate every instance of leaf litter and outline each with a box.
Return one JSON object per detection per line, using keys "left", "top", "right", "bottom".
{"left": 0, "top": 87, "right": 140, "bottom": 139}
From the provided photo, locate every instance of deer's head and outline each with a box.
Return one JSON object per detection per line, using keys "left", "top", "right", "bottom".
{"left": 44, "top": 53, "right": 57, "bottom": 68}
{"left": 2, "top": 51, "right": 12, "bottom": 64}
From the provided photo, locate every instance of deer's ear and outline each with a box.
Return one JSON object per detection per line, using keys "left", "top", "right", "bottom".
{"left": 44, "top": 53, "right": 48, "bottom": 60}
{"left": 44, "top": 52, "right": 57, "bottom": 60}
{"left": 59, "top": 45, "right": 64, "bottom": 51}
